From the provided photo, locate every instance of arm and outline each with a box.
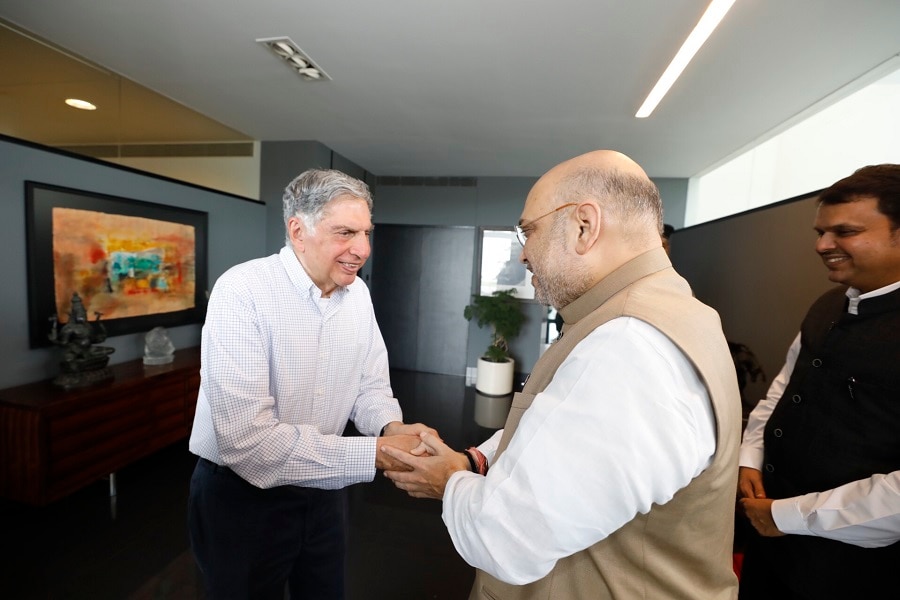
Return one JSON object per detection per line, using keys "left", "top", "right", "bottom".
{"left": 408, "top": 319, "right": 716, "bottom": 585}
{"left": 742, "top": 471, "right": 900, "bottom": 548}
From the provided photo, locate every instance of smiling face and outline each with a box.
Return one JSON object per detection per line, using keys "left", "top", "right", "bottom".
{"left": 814, "top": 196, "right": 900, "bottom": 293}
{"left": 289, "top": 195, "right": 372, "bottom": 296}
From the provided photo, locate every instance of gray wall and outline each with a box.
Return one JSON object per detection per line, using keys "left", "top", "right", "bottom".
{"left": 0, "top": 137, "right": 266, "bottom": 389}
{"left": 260, "top": 141, "right": 334, "bottom": 255}
{"left": 656, "top": 177, "right": 689, "bottom": 228}
{"left": 671, "top": 192, "right": 834, "bottom": 400}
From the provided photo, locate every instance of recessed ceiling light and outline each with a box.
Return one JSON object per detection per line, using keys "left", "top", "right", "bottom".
{"left": 65, "top": 98, "right": 97, "bottom": 110}
{"left": 635, "top": 0, "right": 736, "bottom": 118}
{"left": 273, "top": 41, "right": 295, "bottom": 58}
{"left": 287, "top": 55, "right": 309, "bottom": 69}
{"left": 297, "top": 67, "right": 322, "bottom": 80}
{"left": 256, "top": 36, "right": 331, "bottom": 82}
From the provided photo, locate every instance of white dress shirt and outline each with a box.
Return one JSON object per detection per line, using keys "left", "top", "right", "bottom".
{"left": 740, "top": 281, "right": 900, "bottom": 548}
{"left": 442, "top": 317, "right": 716, "bottom": 585}
{"left": 189, "top": 246, "right": 402, "bottom": 490}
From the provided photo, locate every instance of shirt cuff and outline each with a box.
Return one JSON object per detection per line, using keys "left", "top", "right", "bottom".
{"left": 477, "top": 430, "right": 503, "bottom": 465}
{"left": 738, "top": 446, "right": 764, "bottom": 470}
{"left": 344, "top": 435, "right": 379, "bottom": 483}
{"left": 771, "top": 497, "right": 807, "bottom": 535}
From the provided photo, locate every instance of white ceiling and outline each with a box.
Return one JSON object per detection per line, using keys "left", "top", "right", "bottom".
{"left": 1, "top": 0, "right": 899, "bottom": 178}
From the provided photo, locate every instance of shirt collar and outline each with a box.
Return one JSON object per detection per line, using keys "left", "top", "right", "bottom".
{"left": 845, "top": 280, "right": 900, "bottom": 315}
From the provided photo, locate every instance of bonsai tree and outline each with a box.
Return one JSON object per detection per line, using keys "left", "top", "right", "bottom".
{"left": 464, "top": 289, "right": 526, "bottom": 363}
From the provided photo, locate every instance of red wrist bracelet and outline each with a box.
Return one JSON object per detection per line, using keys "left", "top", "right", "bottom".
{"left": 466, "top": 447, "right": 488, "bottom": 476}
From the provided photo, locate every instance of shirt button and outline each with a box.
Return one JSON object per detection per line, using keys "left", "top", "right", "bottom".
{"left": 315, "top": 388, "right": 324, "bottom": 395}
{"left": 812, "top": 358, "right": 823, "bottom": 367}
{"left": 792, "top": 394, "right": 802, "bottom": 404}
{"left": 773, "top": 428, "right": 783, "bottom": 438}
{"left": 765, "top": 464, "right": 775, "bottom": 473}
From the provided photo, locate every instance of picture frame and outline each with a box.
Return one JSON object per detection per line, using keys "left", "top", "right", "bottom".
{"left": 25, "top": 181, "right": 208, "bottom": 348}
{"left": 476, "top": 227, "right": 536, "bottom": 301}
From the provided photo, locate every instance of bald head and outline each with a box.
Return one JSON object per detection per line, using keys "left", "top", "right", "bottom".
{"left": 548, "top": 150, "right": 650, "bottom": 181}
{"left": 519, "top": 150, "right": 665, "bottom": 306}
{"left": 532, "top": 150, "right": 663, "bottom": 247}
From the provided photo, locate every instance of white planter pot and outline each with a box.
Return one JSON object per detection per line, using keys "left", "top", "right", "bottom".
{"left": 475, "top": 357, "right": 515, "bottom": 396}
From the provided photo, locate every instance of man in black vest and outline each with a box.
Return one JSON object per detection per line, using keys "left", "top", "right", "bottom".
{"left": 737, "top": 164, "right": 900, "bottom": 599}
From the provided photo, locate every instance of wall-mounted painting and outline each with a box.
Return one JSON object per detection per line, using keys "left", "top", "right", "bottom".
{"left": 477, "top": 227, "right": 536, "bottom": 301}
{"left": 25, "top": 181, "right": 208, "bottom": 348}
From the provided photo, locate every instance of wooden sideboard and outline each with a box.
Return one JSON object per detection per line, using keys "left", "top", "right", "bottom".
{"left": 0, "top": 347, "right": 201, "bottom": 505}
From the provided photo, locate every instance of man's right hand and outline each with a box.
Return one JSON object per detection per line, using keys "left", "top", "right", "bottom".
{"left": 738, "top": 466, "right": 766, "bottom": 499}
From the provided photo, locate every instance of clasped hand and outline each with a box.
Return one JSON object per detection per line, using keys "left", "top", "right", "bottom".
{"left": 737, "top": 466, "right": 784, "bottom": 538}
{"left": 375, "top": 422, "right": 438, "bottom": 471}
{"left": 381, "top": 432, "right": 471, "bottom": 500}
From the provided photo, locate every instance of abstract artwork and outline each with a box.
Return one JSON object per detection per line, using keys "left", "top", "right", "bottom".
{"left": 51, "top": 208, "right": 197, "bottom": 320}
{"left": 26, "top": 182, "right": 208, "bottom": 348}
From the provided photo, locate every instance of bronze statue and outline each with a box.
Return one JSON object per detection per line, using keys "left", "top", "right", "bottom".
{"left": 48, "top": 292, "right": 115, "bottom": 389}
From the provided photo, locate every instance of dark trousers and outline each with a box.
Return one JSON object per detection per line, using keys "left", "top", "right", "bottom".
{"left": 188, "top": 457, "right": 346, "bottom": 599}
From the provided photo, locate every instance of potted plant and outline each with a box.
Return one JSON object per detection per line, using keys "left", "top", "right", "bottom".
{"left": 464, "top": 289, "right": 526, "bottom": 395}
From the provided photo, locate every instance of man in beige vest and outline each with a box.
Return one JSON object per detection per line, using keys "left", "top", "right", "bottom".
{"left": 384, "top": 150, "right": 741, "bottom": 599}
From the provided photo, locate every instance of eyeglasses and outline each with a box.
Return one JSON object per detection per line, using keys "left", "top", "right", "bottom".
{"left": 514, "top": 202, "right": 577, "bottom": 246}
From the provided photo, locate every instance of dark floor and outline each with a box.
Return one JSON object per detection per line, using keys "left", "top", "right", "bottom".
{"left": 0, "top": 370, "right": 508, "bottom": 600}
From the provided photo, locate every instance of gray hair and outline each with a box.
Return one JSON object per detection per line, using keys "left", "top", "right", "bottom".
{"left": 282, "top": 169, "right": 373, "bottom": 244}
{"left": 554, "top": 166, "right": 663, "bottom": 240}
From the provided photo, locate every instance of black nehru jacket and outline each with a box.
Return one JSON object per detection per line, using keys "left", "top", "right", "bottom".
{"left": 757, "top": 285, "right": 900, "bottom": 597}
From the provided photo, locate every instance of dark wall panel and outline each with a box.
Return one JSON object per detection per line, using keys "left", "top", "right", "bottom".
{"left": 370, "top": 227, "right": 422, "bottom": 371}
{"left": 370, "top": 225, "right": 475, "bottom": 376}
{"left": 416, "top": 227, "right": 476, "bottom": 374}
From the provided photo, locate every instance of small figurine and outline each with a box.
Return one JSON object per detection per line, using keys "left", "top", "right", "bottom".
{"left": 143, "top": 326, "right": 175, "bottom": 366}
{"left": 48, "top": 292, "right": 115, "bottom": 389}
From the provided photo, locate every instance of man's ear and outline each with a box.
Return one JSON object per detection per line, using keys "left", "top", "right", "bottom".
{"left": 573, "top": 202, "right": 601, "bottom": 254}
{"left": 288, "top": 216, "right": 306, "bottom": 251}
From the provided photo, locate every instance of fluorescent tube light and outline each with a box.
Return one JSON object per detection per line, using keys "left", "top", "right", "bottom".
{"left": 635, "top": 0, "right": 736, "bottom": 118}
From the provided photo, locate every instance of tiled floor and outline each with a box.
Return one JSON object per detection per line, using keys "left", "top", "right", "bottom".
{"left": 0, "top": 370, "right": 506, "bottom": 599}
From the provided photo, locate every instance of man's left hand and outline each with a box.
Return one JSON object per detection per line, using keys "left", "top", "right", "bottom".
{"left": 382, "top": 432, "right": 469, "bottom": 500}
{"left": 740, "top": 497, "right": 785, "bottom": 537}
{"left": 382, "top": 421, "right": 440, "bottom": 455}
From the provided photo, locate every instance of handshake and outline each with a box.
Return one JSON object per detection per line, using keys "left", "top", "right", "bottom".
{"left": 375, "top": 422, "right": 474, "bottom": 500}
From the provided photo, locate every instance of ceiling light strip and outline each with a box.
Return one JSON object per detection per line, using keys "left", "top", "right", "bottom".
{"left": 635, "top": 0, "right": 736, "bottom": 118}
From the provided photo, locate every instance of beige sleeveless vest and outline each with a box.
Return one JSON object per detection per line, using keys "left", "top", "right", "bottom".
{"left": 470, "top": 248, "right": 740, "bottom": 600}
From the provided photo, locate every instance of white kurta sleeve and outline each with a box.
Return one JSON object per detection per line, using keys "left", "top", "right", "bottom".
{"left": 442, "top": 318, "right": 717, "bottom": 584}
{"left": 772, "top": 471, "right": 900, "bottom": 548}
